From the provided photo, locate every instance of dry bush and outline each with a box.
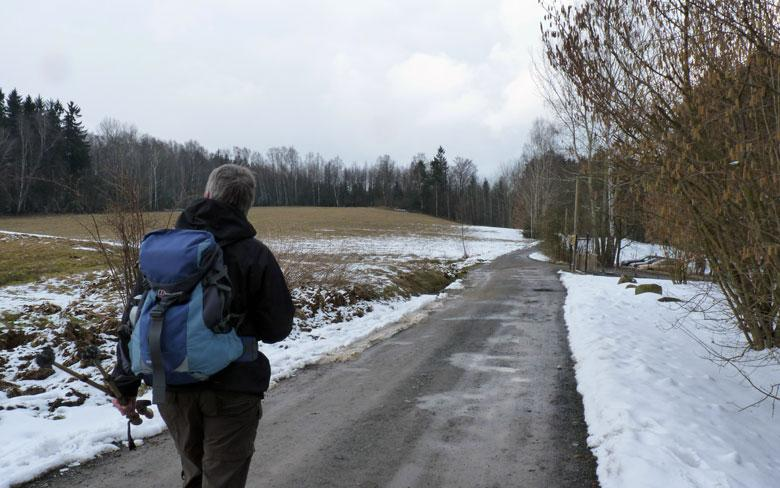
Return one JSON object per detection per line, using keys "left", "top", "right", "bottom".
{"left": 83, "top": 170, "right": 168, "bottom": 305}
{"left": 542, "top": 0, "right": 780, "bottom": 350}
{"left": 273, "top": 240, "right": 350, "bottom": 292}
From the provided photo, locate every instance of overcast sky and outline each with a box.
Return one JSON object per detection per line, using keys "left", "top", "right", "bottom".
{"left": 1, "top": 0, "right": 548, "bottom": 176}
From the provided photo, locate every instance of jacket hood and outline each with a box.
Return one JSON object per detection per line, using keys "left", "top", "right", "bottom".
{"left": 176, "top": 198, "right": 256, "bottom": 246}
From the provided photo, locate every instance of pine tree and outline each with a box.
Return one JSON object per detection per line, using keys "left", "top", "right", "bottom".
{"left": 63, "top": 101, "right": 90, "bottom": 174}
{"left": 6, "top": 89, "right": 22, "bottom": 130}
{"left": 22, "top": 95, "right": 36, "bottom": 116}
{"left": 430, "top": 146, "right": 448, "bottom": 217}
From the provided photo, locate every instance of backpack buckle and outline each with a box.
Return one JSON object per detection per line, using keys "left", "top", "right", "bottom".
{"left": 150, "top": 304, "right": 166, "bottom": 319}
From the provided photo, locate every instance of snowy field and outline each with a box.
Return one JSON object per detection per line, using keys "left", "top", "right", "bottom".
{"left": 561, "top": 273, "right": 780, "bottom": 488}
{"left": 0, "top": 225, "right": 530, "bottom": 487}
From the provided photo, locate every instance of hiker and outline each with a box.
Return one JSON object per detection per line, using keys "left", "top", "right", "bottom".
{"left": 111, "top": 164, "right": 295, "bottom": 487}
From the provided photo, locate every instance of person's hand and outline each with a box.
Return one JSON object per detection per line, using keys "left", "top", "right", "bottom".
{"left": 112, "top": 397, "right": 137, "bottom": 417}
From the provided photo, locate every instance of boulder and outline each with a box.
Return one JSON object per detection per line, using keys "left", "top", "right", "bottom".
{"left": 658, "top": 296, "right": 682, "bottom": 303}
{"left": 618, "top": 274, "right": 637, "bottom": 285}
{"left": 635, "top": 283, "right": 663, "bottom": 295}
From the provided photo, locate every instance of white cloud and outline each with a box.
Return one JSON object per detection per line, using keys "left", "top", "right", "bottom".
{"left": 388, "top": 53, "right": 474, "bottom": 99}
{"left": 484, "top": 71, "right": 541, "bottom": 133}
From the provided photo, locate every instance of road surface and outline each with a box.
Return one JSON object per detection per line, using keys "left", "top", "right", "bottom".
{"left": 25, "top": 248, "right": 598, "bottom": 488}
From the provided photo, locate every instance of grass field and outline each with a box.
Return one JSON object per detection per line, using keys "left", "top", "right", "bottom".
{"left": 0, "top": 207, "right": 454, "bottom": 240}
{"left": 0, "top": 207, "right": 458, "bottom": 287}
{"left": 0, "top": 234, "right": 106, "bottom": 287}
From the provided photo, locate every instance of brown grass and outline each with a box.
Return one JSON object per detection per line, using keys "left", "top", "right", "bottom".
{"left": 0, "top": 208, "right": 461, "bottom": 288}
{"left": 0, "top": 207, "right": 455, "bottom": 241}
{"left": 0, "top": 235, "right": 107, "bottom": 286}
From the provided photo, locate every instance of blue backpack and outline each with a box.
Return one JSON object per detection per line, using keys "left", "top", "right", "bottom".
{"left": 129, "top": 229, "right": 251, "bottom": 404}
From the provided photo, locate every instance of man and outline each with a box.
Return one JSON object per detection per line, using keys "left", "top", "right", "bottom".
{"left": 112, "top": 164, "right": 294, "bottom": 487}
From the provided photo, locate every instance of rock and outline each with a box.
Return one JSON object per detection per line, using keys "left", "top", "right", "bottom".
{"left": 635, "top": 283, "right": 663, "bottom": 295}
{"left": 625, "top": 284, "right": 637, "bottom": 289}
{"left": 618, "top": 274, "right": 637, "bottom": 285}
{"left": 658, "top": 296, "right": 683, "bottom": 303}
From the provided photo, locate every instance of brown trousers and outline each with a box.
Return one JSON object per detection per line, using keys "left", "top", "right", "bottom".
{"left": 158, "top": 390, "right": 262, "bottom": 488}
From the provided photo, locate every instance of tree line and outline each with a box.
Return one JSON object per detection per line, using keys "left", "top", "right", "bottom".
{"left": 0, "top": 88, "right": 90, "bottom": 214}
{"left": 0, "top": 88, "right": 515, "bottom": 228}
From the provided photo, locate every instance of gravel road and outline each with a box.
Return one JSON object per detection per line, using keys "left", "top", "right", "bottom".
{"left": 25, "top": 248, "right": 598, "bottom": 488}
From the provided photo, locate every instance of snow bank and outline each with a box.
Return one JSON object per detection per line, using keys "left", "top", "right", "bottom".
{"left": 561, "top": 273, "right": 780, "bottom": 488}
{"left": 264, "top": 295, "right": 438, "bottom": 385}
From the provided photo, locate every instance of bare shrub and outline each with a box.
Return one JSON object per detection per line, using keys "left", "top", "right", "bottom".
{"left": 542, "top": 0, "right": 780, "bottom": 350}
{"left": 273, "top": 240, "right": 349, "bottom": 292}
{"left": 84, "top": 169, "right": 172, "bottom": 306}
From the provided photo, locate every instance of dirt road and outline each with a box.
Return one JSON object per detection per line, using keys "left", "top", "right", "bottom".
{"left": 25, "top": 248, "right": 598, "bottom": 488}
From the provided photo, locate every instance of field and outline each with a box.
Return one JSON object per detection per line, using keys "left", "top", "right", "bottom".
{"left": 0, "top": 207, "right": 452, "bottom": 240}
{"left": 0, "top": 207, "right": 465, "bottom": 287}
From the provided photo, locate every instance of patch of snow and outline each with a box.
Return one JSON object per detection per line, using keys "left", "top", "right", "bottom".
{"left": 445, "top": 279, "right": 464, "bottom": 290}
{"left": 72, "top": 246, "right": 99, "bottom": 252}
{"left": 529, "top": 251, "right": 552, "bottom": 262}
{"left": 264, "top": 294, "right": 438, "bottom": 385}
{"left": 0, "top": 275, "right": 99, "bottom": 310}
{"left": 560, "top": 273, "right": 780, "bottom": 488}
{"left": 0, "top": 400, "right": 166, "bottom": 487}
{"left": 0, "top": 230, "right": 118, "bottom": 247}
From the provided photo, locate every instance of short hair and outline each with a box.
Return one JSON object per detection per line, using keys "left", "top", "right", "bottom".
{"left": 204, "top": 164, "right": 256, "bottom": 214}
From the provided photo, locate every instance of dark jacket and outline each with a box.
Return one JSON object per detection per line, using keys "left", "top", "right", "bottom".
{"left": 112, "top": 198, "right": 294, "bottom": 397}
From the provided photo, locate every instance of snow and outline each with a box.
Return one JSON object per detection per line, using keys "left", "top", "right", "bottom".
{"left": 0, "top": 277, "right": 91, "bottom": 311}
{"left": 0, "top": 230, "right": 116, "bottom": 247}
{"left": 528, "top": 251, "right": 552, "bottom": 262}
{"left": 618, "top": 240, "right": 667, "bottom": 261}
{"left": 265, "top": 225, "right": 524, "bottom": 264}
{"left": 264, "top": 295, "right": 438, "bottom": 385}
{"left": 560, "top": 273, "right": 780, "bottom": 488}
{"left": 445, "top": 279, "right": 464, "bottom": 290}
{"left": 0, "top": 224, "right": 532, "bottom": 487}
{"left": 0, "top": 402, "right": 166, "bottom": 487}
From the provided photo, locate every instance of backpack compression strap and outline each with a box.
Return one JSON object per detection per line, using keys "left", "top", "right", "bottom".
{"left": 148, "top": 297, "right": 176, "bottom": 405}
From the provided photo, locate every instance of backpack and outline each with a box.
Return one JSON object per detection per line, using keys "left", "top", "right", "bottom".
{"left": 129, "top": 229, "right": 248, "bottom": 404}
